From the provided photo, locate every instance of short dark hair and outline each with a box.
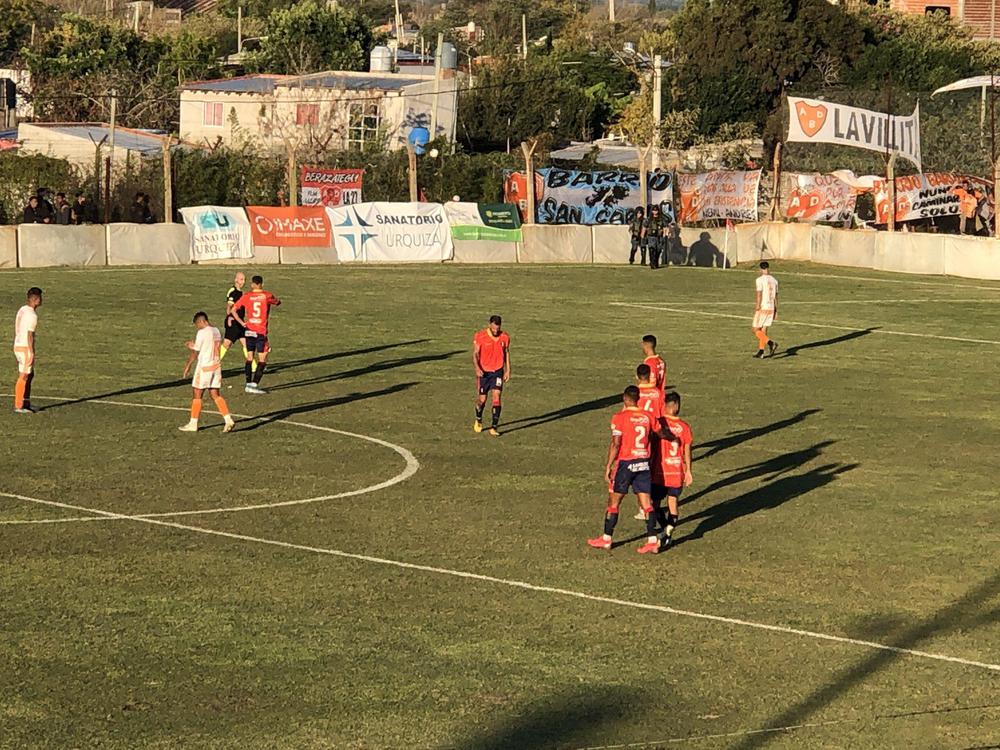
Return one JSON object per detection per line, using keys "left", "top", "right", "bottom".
{"left": 27, "top": 287, "right": 42, "bottom": 299}
{"left": 635, "top": 207, "right": 644, "bottom": 216}
{"left": 489, "top": 315, "right": 502, "bottom": 326}
{"left": 642, "top": 334, "right": 657, "bottom": 348}
{"left": 56, "top": 192, "right": 65, "bottom": 199}
{"left": 75, "top": 192, "right": 84, "bottom": 199}
{"left": 193, "top": 311, "right": 209, "bottom": 323}
{"left": 623, "top": 385, "right": 640, "bottom": 404}
{"left": 760, "top": 261, "right": 770, "bottom": 270}
{"left": 251, "top": 275, "right": 263, "bottom": 285}
{"left": 664, "top": 391, "right": 681, "bottom": 408}
{"left": 636, "top": 363, "right": 651, "bottom": 380}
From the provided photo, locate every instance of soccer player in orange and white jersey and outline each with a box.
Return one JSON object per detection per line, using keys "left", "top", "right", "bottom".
{"left": 753, "top": 261, "right": 779, "bottom": 358}
{"left": 12, "top": 287, "right": 42, "bottom": 414}
{"left": 641, "top": 334, "right": 666, "bottom": 398}
{"left": 472, "top": 315, "right": 511, "bottom": 436}
{"left": 652, "top": 391, "right": 693, "bottom": 550}
{"left": 179, "top": 312, "right": 235, "bottom": 433}
{"left": 588, "top": 386, "right": 673, "bottom": 555}
{"left": 230, "top": 274, "right": 281, "bottom": 394}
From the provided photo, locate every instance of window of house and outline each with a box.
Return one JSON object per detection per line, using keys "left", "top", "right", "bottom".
{"left": 296, "top": 103, "right": 320, "bottom": 126}
{"left": 347, "top": 102, "right": 381, "bottom": 150}
{"left": 925, "top": 5, "right": 950, "bottom": 14}
{"left": 203, "top": 102, "right": 224, "bottom": 127}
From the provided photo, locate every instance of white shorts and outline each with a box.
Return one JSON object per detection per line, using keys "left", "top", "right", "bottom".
{"left": 752, "top": 310, "right": 775, "bottom": 329}
{"left": 14, "top": 347, "right": 33, "bottom": 375}
{"left": 192, "top": 365, "right": 222, "bottom": 390}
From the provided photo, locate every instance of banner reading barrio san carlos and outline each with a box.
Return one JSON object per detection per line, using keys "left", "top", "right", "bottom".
{"left": 179, "top": 206, "right": 253, "bottom": 261}
{"left": 532, "top": 168, "right": 674, "bottom": 224}
{"left": 300, "top": 167, "right": 364, "bottom": 207}
{"left": 786, "top": 96, "right": 922, "bottom": 169}
{"left": 678, "top": 170, "right": 761, "bottom": 223}
{"left": 326, "top": 202, "right": 453, "bottom": 262}
{"left": 871, "top": 172, "right": 991, "bottom": 224}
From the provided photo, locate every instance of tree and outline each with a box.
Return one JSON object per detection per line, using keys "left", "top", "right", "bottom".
{"left": 0, "top": 0, "right": 55, "bottom": 66}
{"left": 247, "top": 1, "right": 377, "bottom": 76}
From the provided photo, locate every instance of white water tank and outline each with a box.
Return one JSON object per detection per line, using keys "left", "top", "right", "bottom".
{"left": 440, "top": 42, "right": 458, "bottom": 70}
{"left": 370, "top": 45, "right": 393, "bottom": 72}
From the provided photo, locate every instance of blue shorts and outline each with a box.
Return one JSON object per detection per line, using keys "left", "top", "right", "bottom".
{"left": 612, "top": 459, "right": 652, "bottom": 495}
{"left": 652, "top": 484, "right": 683, "bottom": 503}
{"left": 479, "top": 369, "right": 505, "bottom": 395}
{"left": 245, "top": 333, "right": 269, "bottom": 354}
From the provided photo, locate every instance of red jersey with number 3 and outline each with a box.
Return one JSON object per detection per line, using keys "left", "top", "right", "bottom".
{"left": 611, "top": 407, "right": 654, "bottom": 461}
{"left": 232, "top": 290, "right": 279, "bottom": 335}
{"left": 644, "top": 355, "right": 666, "bottom": 397}
{"left": 474, "top": 329, "right": 510, "bottom": 372}
{"left": 655, "top": 415, "right": 692, "bottom": 487}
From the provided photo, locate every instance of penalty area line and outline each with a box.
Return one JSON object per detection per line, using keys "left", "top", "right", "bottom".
{"left": 4, "top": 490, "right": 1000, "bottom": 675}
{"left": 611, "top": 302, "right": 1000, "bottom": 346}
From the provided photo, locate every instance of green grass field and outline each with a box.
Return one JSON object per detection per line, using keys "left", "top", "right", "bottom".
{"left": 1, "top": 262, "right": 999, "bottom": 749}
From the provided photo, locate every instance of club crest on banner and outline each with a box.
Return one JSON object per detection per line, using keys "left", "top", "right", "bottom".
{"left": 796, "top": 102, "right": 828, "bottom": 138}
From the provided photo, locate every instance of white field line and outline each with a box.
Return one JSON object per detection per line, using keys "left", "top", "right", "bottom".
{"left": 611, "top": 302, "right": 1000, "bottom": 346}
{"left": 668, "top": 265, "right": 1000, "bottom": 292}
{"left": 0, "top": 395, "right": 419, "bottom": 525}
{"left": 3, "top": 488, "right": 1000, "bottom": 675}
{"left": 661, "top": 299, "right": 1000, "bottom": 305}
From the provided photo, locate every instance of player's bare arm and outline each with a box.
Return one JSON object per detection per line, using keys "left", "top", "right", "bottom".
{"left": 472, "top": 342, "right": 483, "bottom": 377}
{"left": 503, "top": 352, "right": 511, "bottom": 382}
{"left": 605, "top": 435, "right": 621, "bottom": 483}
{"left": 182, "top": 346, "right": 197, "bottom": 378}
{"left": 755, "top": 290, "right": 762, "bottom": 314}
{"left": 683, "top": 443, "right": 693, "bottom": 486}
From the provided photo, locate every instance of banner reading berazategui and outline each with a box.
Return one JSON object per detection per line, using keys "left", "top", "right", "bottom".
{"left": 786, "top": 96, "right": 921, "bottom": 170}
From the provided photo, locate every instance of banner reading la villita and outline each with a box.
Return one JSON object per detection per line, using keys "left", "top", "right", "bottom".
{"left": 786, "top": 96, "right": 922, "bottom": 169}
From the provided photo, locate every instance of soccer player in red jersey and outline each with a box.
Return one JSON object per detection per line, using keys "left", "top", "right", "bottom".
{"left": 588, "top": 386, "right": 672, "bottom": 554}
{"left": 230, "top": 274, "right": 281, "bottom": 394}
{"left": 472, "top": 315, "right": 511, "bottom": 436}
{"left": 633, "top": 363, "right": 665, "bottom": 520}
{"left": 641, "top": 334, "right": 666, "bottom": 399}
{"left": 652, "top": 391, "right": 693, "bottom": 550}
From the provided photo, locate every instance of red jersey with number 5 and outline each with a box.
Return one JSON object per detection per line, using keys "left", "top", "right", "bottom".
{"left": 655, "top": 415, "right": 692, "bottom": 487}
{"left": 232, "top": 290, "right": 279, "bottom": 335}
{"left": 611, "top": 407, "right": 654, "bottom": 461}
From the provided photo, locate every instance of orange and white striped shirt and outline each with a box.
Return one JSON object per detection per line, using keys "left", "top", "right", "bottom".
{"left": 14, "top": 305, "right": 37, "bottom": 349}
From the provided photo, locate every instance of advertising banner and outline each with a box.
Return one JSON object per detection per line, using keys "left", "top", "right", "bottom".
{"left": 871, "top": 173, "right": 992, "bottom": 224}
{"left": 444, "top": 202, "right": 522, "bottom": 241}
{"left": 179, "top": 206, "right": 253, "bottom": 261}
{"left": 786, "top": 96, "right": 922, "bottom": 169}
{"left": 326, "top": 202, "right": 453, "bottom": 262}
{"left": 678, "top": 170, "right": 761, "bottom": 223}
{"left": 246, "top": 206, "right": 331, "bottom": 247}
{"left": 503, "top": 169, "right": 674, "bottom": 224}
{"left": 300, "top": 167, "right": 364, "bottom": 207}
{"left": 782, "top": 173, "right": 857, "bottom": 223}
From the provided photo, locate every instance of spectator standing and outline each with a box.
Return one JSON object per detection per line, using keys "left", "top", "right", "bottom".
{"left": 953, "top": 182, "right": 978, "bottom": 235}
{"left": 71, "top": 193, "right": 93, "bottom": 224}
{"left": 23, "top": 196, "right": 52, "bottom": 224}
{"left": 53, "top": 193, "right": 71, "bottom": 225}
{"left": 628, "top": 207, "right": 647, "bottom": 265}
{"left": 129, "top": 192, "right": 154, "bottom": 224}
{"left": 646, "top": 205, "right": 664, "bottom": 269}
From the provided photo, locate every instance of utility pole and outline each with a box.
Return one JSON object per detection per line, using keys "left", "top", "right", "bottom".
{"left": 108, "top": 88, "right": 118, "bottom": 205}
{"left": 407, "top": 144, "right": 418, "bottom": 201}
{"left": 237, "top": 5, "right": 243, "bottom": 53}
{"left": 521, "top": 15, "right": 527, "bottom": 60}
{"left": 430, "top": 33, "right": 443, "bottom": 139}
{"left": 652, "top": 55, "right": 663, "bottom": 169}
{"left": 609, "top": 0, "right": 615, "bottom": 23}
{"left": 520, "top": 139, "right": 538, "bottom": 224}
{"left": 162, "top": 136, "right": 173, "bottom": 224}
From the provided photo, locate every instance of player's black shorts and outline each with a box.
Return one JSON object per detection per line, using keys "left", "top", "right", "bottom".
{"left": 245, "top": 333, "right": 269, "bottom": 354}
{"left": 224, "top": 322, "right": 245, "bottom": 342}
{"left": 478, "top": 368, "right": 505, "bottom": 395}
{"left": 613, "top": 459, "right": 651, "bottom": 495}
{"left": 652, "top": 484, "right": 683, "bottom": 503}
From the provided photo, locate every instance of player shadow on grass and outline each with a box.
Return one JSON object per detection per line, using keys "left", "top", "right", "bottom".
{"left": 775, "top": 327, "right": 878, "bottom": 358}
{"left": 499, "top": 394, "right": 622, "bottom": 434}
{"left": 38, "top": 340, "right": 430, "bottom": 411}
{"left": 670, "top": 462, "right": 858, "bottom": 549}
{"left": 695, "top": 409, "right": 823, "bottom": 462}
{"left": 265, "top": 350, "right": 464, "bottom": 392}
{"left": 728, "top": 569, "right": 1000, "bottom": 750}
{"left": 458, "top": 687, "right": 646, "bottom": 749}
{"left": 234, "top": 382, "right": 419, "bottom": 432}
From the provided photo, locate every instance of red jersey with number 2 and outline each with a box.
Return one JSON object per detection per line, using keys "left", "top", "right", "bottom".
{"left": 233, "top": 290, "right": 279, "bottom": 335}
{"left": 474, "top": 329, "right": 510, "bottom": 372}
{"left": 655, "top": 416, "right": 693, "bottom": 487}
{"left": 611, "top": 407, "right": 654, "bottom": 461}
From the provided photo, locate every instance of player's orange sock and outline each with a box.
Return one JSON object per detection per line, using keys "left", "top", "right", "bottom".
{"left": 190, "top": 399, "right": 202, "bottom": 420}
{"left": 754, "top": 329, "right": 768, "bottom": 349}
{"left": 212, "top": 395, "right": 230, "bottom": 417}
{"left": 14, "top": 375, "right": 26, "bottom": 409}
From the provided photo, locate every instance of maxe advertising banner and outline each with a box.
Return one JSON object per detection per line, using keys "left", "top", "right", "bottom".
{"left": 300, "top": 167, "right": 364, "bottom": 207}
{"left": 786, "top": 96, "right": 922, "bottom": 169}
{"left": 678, "top": 170, "right": 761, "bottom": 223}
{"left": 245, "top": 206, "right": 331, "bottom": 247}
{"left": 179, "top": 206, "right": 254, "bottom": 261}
{"left": 782, "top": 173, "right": 857, "bottom": 223}
{"left": 326, "top": 202, "right": 454, "bottom": 262}
{"left": 871, "top": 173, "right": 992, "bottom": 224}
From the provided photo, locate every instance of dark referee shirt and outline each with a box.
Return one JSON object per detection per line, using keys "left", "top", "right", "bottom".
{"left": 226, "top": 286, "right": 243, "bottom": 328}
